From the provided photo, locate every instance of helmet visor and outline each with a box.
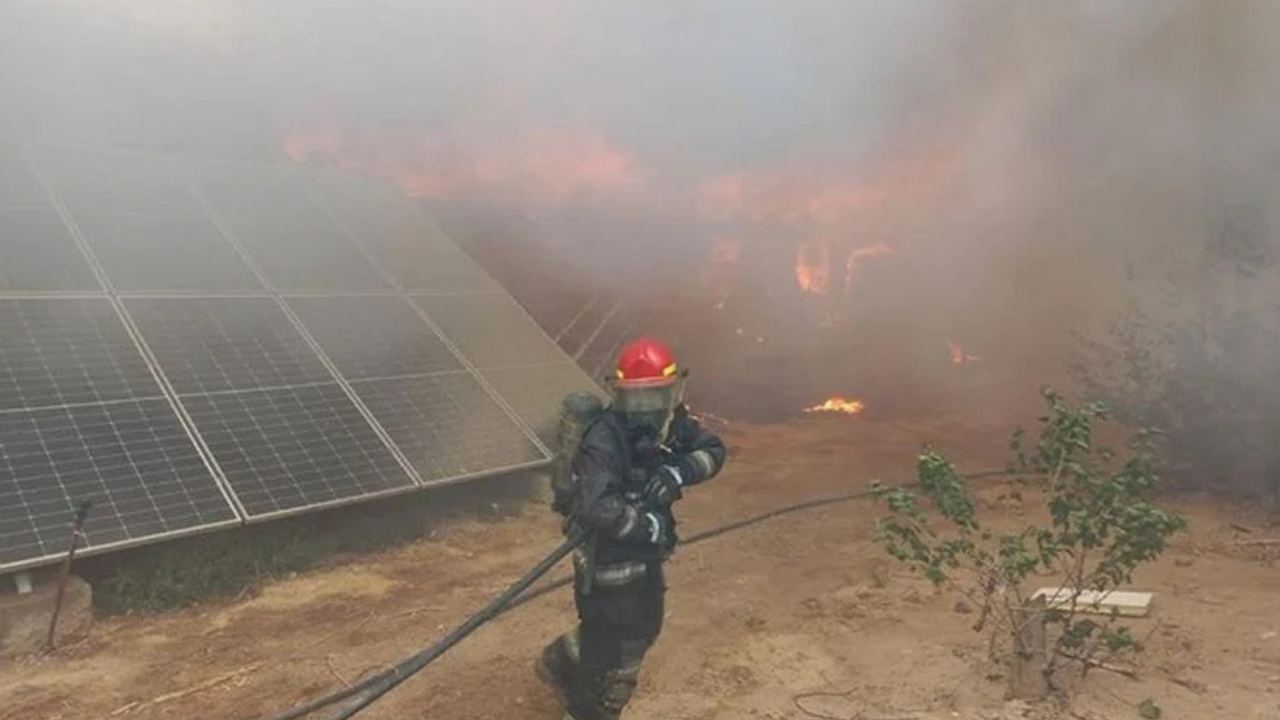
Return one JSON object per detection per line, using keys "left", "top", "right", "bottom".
{"left": 611, "top": 378, "right": 685, "bottom": 436}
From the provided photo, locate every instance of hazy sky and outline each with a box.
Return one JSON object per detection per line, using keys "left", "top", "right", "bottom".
{"left": 3, "top": 1, "right": 963, "bottom": 170}
{"left": 4, "top": 0, "right": 1278, "bottom": 308}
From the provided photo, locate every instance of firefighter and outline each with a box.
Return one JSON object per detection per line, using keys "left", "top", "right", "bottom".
{"left": 536, "top": 337, "right": 727, "bottom": 719}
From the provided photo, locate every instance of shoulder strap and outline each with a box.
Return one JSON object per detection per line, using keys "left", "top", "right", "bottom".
{"left": 590, "top": 409, "right": 632, "bottom": 471}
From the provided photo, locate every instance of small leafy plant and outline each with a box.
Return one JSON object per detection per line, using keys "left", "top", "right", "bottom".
{"left": 872, "top": 387, "right": 1187, "bottom": 698}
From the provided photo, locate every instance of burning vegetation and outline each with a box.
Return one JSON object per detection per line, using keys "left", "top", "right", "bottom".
{"left": 23, "top": 0, "right": 1265, "bottom": 496}
{"left": 802, "top": 396, "right": 866, "bottom": 416}
{"left": 284, "top": 124, "right": 647, "bottom": 204}
{"left": 948, "top": 340, "right": 982, "bottom": 364}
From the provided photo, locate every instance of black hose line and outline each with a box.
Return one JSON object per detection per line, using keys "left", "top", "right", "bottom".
{"left": 258, "top": 468, "right": 1010, "bottom": 720}
{"left": 322, "top": 537, "right": 577, "bottom": 720}
{"left": 504, "top": 468, "right": 1010, "bottom": 615}
{"left": 258, "top": 539, "right": 577, "bottom": 720}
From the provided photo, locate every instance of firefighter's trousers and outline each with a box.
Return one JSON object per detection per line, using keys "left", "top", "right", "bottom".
{"left": 537, "top": 555, "right": 665, "bottom": 720}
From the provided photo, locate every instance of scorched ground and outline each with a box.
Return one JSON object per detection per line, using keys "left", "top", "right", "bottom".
{"left": 1, "top": 385, "right": 1277, "bottom": 720}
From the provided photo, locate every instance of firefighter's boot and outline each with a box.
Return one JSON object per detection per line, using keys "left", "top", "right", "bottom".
{"left": 535, "top": 631, "right": 578, "bottom": 704}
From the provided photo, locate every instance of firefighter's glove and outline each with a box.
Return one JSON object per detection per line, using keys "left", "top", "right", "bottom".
{"left": 561, "top": 514, "right": 588, "bottom": 542}
{"left": 643, "top": 511, "right": 676, "bottom": 552}
{"left": 642, "top": 465, "right": 685, "bottom": 507}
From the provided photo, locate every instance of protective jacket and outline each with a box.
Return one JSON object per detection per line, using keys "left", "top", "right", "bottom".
{"left": 567, "top": 403, "right": 726, "bottom": 567}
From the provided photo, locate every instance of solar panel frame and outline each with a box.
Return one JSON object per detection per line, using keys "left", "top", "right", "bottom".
{"left": 411, "top": 292, "right": 570, "bottom": 371}
{"left": 188, "top": 159, "right": 321, "bottom": 224}
{"left": 36, "top": 142, "right": 205, "bottom": 218}
{"left": 0, "top": 140, "right": 53, "bottom": 209}
{"left": 373, "top": 236, "right": 502, "bottom": 293}
{"left": 73, "top": 211, "right": 265, "bottom": 293}
{"left": 222, "top": 216, "right": 394, "bottom": 292}
{"left": 284, "top": 295, "right": 467, "bottom": 382}
{"left": 180, "top": 383, "right": 418, "bottom": 520}
{"left": 0, "top": 298, "right": 169, "bottom": 412}
{"left": 0, "top": 208, "right": 104, "bottom": 293}
{"left": 0, "top": 399, "right": 240, "bottom": 572}
{"left": 122, "top": 296, "right": 338, "bottom": 396}
{"left": 349, "top": 371, "right": 547, "bottom": 484}
{"left": 478, "top": 361, "right": 606, "bottom": 448}
{"left": 314, "top": 174, "right": 501, "bottom": 292}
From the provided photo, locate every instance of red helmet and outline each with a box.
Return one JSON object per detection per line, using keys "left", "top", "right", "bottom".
{"left": 609, "top": 338, "right": 687, "bottom": 436}
{"left": 614, "top": 337, "right": 680, "bottom": 388}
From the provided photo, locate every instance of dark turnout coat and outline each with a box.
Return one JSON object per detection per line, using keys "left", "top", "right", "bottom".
{"left": 566, "top": 404, "right": 726, "bottom": 566}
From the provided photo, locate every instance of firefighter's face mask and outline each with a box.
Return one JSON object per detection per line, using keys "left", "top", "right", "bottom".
{"left": 611, "top": 374, "right": 686, "bottom": 440}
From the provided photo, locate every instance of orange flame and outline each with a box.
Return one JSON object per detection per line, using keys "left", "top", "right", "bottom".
{"left": 844, "top": 242, "right": 894, "bottom": 294}
{"left": 948, "top": 340, "right": 982, "bottom": 364}
{"left": 693, "top": 172, "right": 891, "bottom": 226}
{"left": 695, "top": 148, "right": 961, "bottom": 297}
{"left": 692, "top": 149, "right": 960, "bottom": 227}
{"left": 703, "top": 235, "right": 743, "bottom": 308}
{"left": 795, "top": 239, "right": 893, "bottom": 296}
{"left": 283, "top": 124, "right": 646, "bottom": 202}
{"left": 803, "top": 396, "right": 866, "bottom": 415}
{"left": 795, "top": 239, "right": 831, "bottom": 295}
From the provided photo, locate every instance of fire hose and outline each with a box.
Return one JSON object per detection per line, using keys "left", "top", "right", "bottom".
{"left": 258, "top": 468, "right": 1009, "bottom": 720}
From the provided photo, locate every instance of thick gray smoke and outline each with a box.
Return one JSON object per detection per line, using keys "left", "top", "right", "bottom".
{"left": 4, "top": 1, "right": 1279, "bottom": 434}
{"left": 3, "top": 2, "right": 951, "bottom": 166}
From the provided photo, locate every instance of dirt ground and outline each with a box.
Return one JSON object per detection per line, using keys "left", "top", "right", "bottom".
{"left": 2, "top": 397, "right": 1279, "bottom": 720}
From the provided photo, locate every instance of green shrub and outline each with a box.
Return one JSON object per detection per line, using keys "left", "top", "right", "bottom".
{"left": 873, "top": 388, "right": 1187, "bottom": 696}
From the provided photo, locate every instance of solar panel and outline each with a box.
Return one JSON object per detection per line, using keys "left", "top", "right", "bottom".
{"left": 37, "top": 143, "right": 203, "bottom": 217}
{"left": 0, "top": 208, "right": 102, "bottom": 292}
{"left": 0, "top": 140, "right": 604, "bottom": 571}
{"left": 285, "top": 295, "right": 464, "bottom": 381}
{"left": 74, "top": 212, "right": 264, "bottom": 292}
{"left": 350, "top": 371, "right": 545, "bottom": 482}
{"left": 0, "top": 400, "right": 238, "bottom": 568}
{"left": 577, "top": 307, "right": 636, "bottom": 376}
{"left": 224, "top": 216, "right": 393, "bottom": 291}
{"left": 123, "top": 297, "right": 333, "bottom": 396}
{"left": 190, "top": 160, "right": 319, "bottom": 224}
{"left": 479, "top": 361, "right": 606, "bottom": 447}
{"left": 0, "top": 141, "right": 49, "bottom": 209}
{"left": 0, "top": 298, "right": 164, "bottom": 412}
{"left": 182, "top": 384, "right": 414, "bottom": 518}
{"left": 315, "top": 175, "right": 499, "bottom": 292}
{"left": 371, "top": 228, "right": 502, "bottom": 292}
{"left": 413, "top": 293, "right": 568, "bottom": 369}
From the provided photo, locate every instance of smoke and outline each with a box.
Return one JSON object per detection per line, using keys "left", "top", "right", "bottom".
{"left": 6, "top": 2, "right": 948, "bottom": 161}
{"left": 5, "top": 1, "right": 1280, "bottom": 425}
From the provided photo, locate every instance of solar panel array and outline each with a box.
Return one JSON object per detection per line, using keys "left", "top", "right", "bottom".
{"left": 0, "top": 139, "right": 603, "bottom": 572}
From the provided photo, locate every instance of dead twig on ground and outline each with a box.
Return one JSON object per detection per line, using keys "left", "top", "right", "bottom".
{"left": 319, "top": 656, "right": 393, "bottom": 690}
{"left": 108, "top": 662, "right": 263, "bottom": 716}
{"left": 292, "top": 603, "right": 445, "bottom": 658}
{"left": 1088, "top": 619, "right": 1163, "bottom": 675}
{"left": 791, "top": 689, "right": 919, "bottom": 720}
{"left": 1169, "top": 675, "right": 1208, "bottom": 694}
{"left": 325, "top": 655, "right": 350, "bottom": 687}
{"left": 1232, "top": 538, "right": 1280, "bottom": 547}
{"left": 1057, "top": 650, "right": 1140, "bottom": 680}
{"left": 1083, "top": 658, "right": 1141, "bottom": 680}
{"left": 295, "top": 610, "right": 376, "bottom": 654}
{"left": 350, "top": 664, "right": 394, "bottom": 684}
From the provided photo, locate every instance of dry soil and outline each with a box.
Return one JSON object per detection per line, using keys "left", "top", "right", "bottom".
{"left": 2, "top": 401, "right": 1279, "bottom": 720}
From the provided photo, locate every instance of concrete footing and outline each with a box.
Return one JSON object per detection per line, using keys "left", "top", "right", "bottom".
{"left": 0, "top": 573, "right": 93, "bottom": 659}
